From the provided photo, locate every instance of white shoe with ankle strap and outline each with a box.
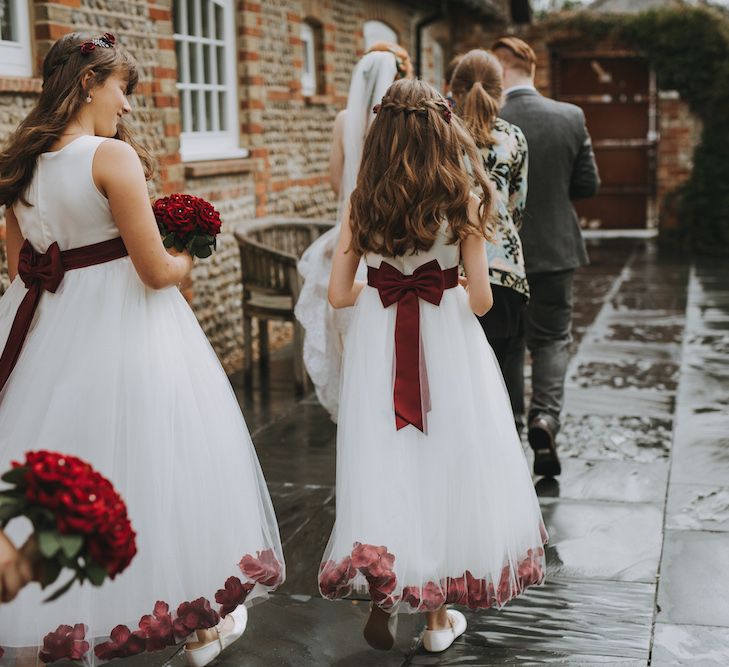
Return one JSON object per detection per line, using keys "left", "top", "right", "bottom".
{"left": 184, "top": 604, "right": 248, "bottom": 667}
{"left": 422, "top": 609, "right": 467, "bottom": 653}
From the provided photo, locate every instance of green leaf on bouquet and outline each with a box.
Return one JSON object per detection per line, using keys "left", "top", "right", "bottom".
{"left": 0, "top": 500, "right": 24, "bottom": 525}
{"left": 39, "top": 556, "right": 63, "bottom": 589}
{"left": 195, "top": 245, "right": 213, "bottom": 259}
{"left": 84, "top": 559, "right": 108, "bottom": 586}
{"left": 202, "top": 234, "right": 215, "bottom": 245}
{"left": 44, "top": 573, "right": 79, "bottom": 603}
{"left": 59, "top": 533, "right": 84, "bottom": 559}
{"left": 174, "top": 237, "right": 186, "bottom": 252}
{"left": 38, "top": 530, "right": 62, "bottom": 559}
{"left": 163, "top": 233, "right": 176, "bottom": 248}
{"left": 1, "top": 467, "right": 27, "bottom": 486}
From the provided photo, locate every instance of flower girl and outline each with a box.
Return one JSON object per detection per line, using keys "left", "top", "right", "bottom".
{"left": 318, "top": 79, "right": 546, "bottom": 653}
{"left": 0, "top": 32, "right": 283, "bottom": 666}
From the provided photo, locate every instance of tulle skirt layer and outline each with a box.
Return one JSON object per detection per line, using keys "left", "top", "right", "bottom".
{"left": 295, "top": 226, "right": 365, "bottom": 422}
{"left": 0, "top": 258, "right": 284, "bottom": 664}
{"left": 318, "top": 285, "right": 546, "bottom": 614}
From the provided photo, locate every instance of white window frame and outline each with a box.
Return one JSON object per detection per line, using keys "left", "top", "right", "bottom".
{"left": 300, "top": 22, "right": 317, "bottom": 97}
{"left": 174, "top": 0, "right": 247, "bottom": 162}
{"left": 0, "top": 0, "right": 32, "bottom": 77}
{"left": 363, "top": 20, "right": 397, "bottom": 51}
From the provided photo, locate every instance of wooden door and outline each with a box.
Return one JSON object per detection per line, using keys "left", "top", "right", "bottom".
{"left": 552, "top": 50, "right": 657, "bottom": 230}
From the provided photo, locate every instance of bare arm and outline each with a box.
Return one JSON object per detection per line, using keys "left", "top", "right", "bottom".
{"left": 4, "top": 207, "right": 23, "bottom": 282}
{"left": 461, "top": 195, "right": 493, "bottom": 317}
{"left": 94, "top": 140, "right": 192, "bottom": 289}
{"left": 328, "top": 111, "right": 346, "bottom": 199}
{"left": 328, "top": 205, "right": 364, "bottom": 308}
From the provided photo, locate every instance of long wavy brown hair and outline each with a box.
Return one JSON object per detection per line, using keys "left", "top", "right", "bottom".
{"left": 450, "top": 49, "right": 503, "bottom": 148}
{"left": 349, "top": 79, "right": 494, "bottom": 257}
{"left": 0, "top": 32, "right": 153, "bottom": 208}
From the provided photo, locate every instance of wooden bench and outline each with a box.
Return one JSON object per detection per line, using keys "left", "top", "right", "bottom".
{"left": 234, "top": 217, "right": 335, "bottom": 393}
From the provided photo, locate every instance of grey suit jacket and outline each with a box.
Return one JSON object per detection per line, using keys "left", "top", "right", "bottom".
{"left": 500, "top": 89, "right": 600, "bottom": 274}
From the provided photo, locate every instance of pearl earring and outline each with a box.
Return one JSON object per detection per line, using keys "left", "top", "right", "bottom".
{"left": 86, "top": 96, "right": 92, "bottom": 103}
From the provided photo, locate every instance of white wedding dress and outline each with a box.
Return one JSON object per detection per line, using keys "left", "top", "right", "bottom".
{"left": 295, "top": 51, "right": 398, "bottom": 421}
{"left": 0, "top": 135, "right": 284, "bottom": 664}
{"left": 318, "top": 225, "right": 547, "bottom": 613}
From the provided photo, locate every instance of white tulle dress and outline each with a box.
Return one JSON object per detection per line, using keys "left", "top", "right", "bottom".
{"left": 0, "top": 136, "right": 284, "bottom": 664}
{"left": 318, "top": 225, "right": 547, "bottom": 614}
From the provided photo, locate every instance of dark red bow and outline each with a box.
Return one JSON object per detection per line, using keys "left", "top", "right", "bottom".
{"left": 367, "top": 259, "right": 459, "bottom": 432}
{"left": 0, "top": 237, "right": 128, "bottom": 397}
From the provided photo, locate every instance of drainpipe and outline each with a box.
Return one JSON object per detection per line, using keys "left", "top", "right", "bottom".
{"left": 415, "top": 1, "right": 447, "bottom": 78}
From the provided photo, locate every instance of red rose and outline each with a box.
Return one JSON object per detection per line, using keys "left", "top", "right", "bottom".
{"left": 318, "top": 557, "right": 356, "bottom": 599}
{"left": 465, "top": 570, "right": 494, "bottom": 608}
{"left": 215, "top": 576, "right": 255, "bottom": 617}
{"left": 80, "top": 41, "right": 96, "bottom": 54}
{"left": 173, "top": 598, "right": 220, "bottom": 639}
{"left": 496, "top": 566, "right": 516, "bottom": 606}
{"left": 94, "top": 625, "right": 146, "bottom": 661}
{"left": 39, "top": 624, "right": 90, "bottom": 663}
{"left": 138, "top": 601, "right": 175, "bottom": 651}
{"left": 419, "top": 581, "right": 446, "bottom": 611}
{"left": 239, "top": 549, "right": 282, "bottom": 587}
{"left": 102, "top": 32, "right": 116, "bottom": 45}
{"left": 445, "top": 575, "right": 469, "bottom": 606}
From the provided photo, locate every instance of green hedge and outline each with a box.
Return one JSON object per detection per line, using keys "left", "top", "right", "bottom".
{"left": 547, "top": 6, "right": 729, "bottom": 254}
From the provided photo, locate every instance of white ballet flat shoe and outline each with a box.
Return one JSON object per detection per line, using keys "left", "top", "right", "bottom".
{"left": 422, "top": 609, "right": 467, "bottom": 653}
{"left": 363, "top": 603, "right": 399, "bottom": 650}
{"left": 184, "top": 605, "right": 248, "bottom": 667}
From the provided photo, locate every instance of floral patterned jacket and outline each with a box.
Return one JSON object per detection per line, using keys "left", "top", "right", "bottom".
{"left": 473, "top": 117, "right": 529, "bottom": 298}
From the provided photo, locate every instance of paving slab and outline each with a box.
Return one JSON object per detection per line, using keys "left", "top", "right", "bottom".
{"left": 540, "top": 499, "right": 663, "bottom": 583}
{"left": 652, "top": 624, "right": 729, "bottom": 666}
{"left": 669, "top": 412, "right": 729, "bottom": 486}
{"left": 665, "top": 483, "right": 729, "bottom": 532}
{"left": 656, "top": 530, "right": 729, "bottom": 626}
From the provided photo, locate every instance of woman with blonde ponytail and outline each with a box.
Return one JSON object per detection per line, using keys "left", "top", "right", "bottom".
{"left": 451, "top": 49, "right": 529, "bottom": 429}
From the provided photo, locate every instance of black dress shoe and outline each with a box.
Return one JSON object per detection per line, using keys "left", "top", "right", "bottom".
{"left": 528, "top": 416, "right": 561, "bottom": 477}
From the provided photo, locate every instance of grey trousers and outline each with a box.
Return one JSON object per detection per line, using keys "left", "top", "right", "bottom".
{"left": 504, "top": 269, "right": 575, "bottom": 434}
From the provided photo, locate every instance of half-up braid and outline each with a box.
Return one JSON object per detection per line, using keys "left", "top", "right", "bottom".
{"left": 350, "top": 79, "right": 494, "bottom": 257}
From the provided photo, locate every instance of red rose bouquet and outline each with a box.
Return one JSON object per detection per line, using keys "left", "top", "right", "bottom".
{"left": 152, "top": 193, "right": 222, "bottom": 259}
{"left": 0, "top": 451, "right": 137, "bottom": 601}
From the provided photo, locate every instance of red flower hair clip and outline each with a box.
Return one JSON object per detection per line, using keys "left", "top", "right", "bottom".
{"left": 79, "top": 32, "right": 116, "bottom": 54}
{"left": 372, "top": 103, "right": 382, "bottom": 115}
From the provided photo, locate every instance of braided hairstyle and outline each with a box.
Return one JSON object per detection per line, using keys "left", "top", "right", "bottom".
{"left": 450, "top": 49, "right": 504, "bottom": 148}
{"left": 0, "top": 32, "right": 152, "bottom": 207}
{"left": 349, "top": 78, "right": 495, "bottom": 257}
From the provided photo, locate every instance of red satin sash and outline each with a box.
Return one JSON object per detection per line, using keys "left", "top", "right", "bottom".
{"left": 0, "top": 237, "right": 128, "bottom": 396}
{"left": 367, "top": 259, "right": 459, "bottom": 432}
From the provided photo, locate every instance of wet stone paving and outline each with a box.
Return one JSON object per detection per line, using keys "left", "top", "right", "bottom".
{"left": 143, "top": 239, "right": 727, "bottom": 666}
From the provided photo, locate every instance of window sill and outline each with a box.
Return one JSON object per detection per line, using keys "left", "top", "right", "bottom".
{"left": 304, "top": 94, "right": 333, "bottom": 106}
{"left": 0, "top": 76, "right": 42, "bottom": 93}
{"left": 184, "top": 155, "right": 260, "bottom": 179}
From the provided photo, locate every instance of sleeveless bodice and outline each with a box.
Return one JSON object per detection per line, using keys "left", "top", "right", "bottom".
{"left": 13, "top": 135, "right": 118, "bottom": 252}
{"left": 365, "top": 222, "right": 460, "bottom": 273}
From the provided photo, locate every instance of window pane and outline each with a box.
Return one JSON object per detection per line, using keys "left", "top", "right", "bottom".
{"left": 0, "top": 0, "right": 17, "bottom": 42}
{"left": 181, "top": 89, "right": 192, "bottom": 133}
{"left": 193, "top": 90, "right": 205, "bottom": 132}
{"left": 202, "top": 0, "right": 210, "bottom": 38}
{"left": 215, "top": 3, "right": 224, "bottom": 40}
{"left": 186, "top": 0, "right": 198, "bottom": 36}
{"left": 204, "top": 43, "right": 213, "bottom": 83}
{"left": 205, "top": 91, "right": 214, "bottom": 131}
{"left": 216, "top": 46, "right": 225, "bottom": 85}
{"left": 175, "top": 40, "right": 186, "bottom": 83}
{"left": 218, "top": 91, "right": 226, "bottom": 130}
{"left": 172, "top": 0, "right": 182, "bottom": 34}
{"left": 190, "top": 42, "right": 201, "bottom": 83}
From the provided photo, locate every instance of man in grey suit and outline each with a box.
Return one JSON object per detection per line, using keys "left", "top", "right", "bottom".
{"left": 492, "top": 36, "right": 600, "bottom": 477}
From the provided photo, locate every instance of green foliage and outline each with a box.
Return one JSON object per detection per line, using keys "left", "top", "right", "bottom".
{"left": 547, "top": 6, "right": 729, "bottom": 253}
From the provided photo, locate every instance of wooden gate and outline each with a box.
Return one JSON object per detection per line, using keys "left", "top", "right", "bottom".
{"left": 552, "top": 49, "right": 657, "bottom": 230}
